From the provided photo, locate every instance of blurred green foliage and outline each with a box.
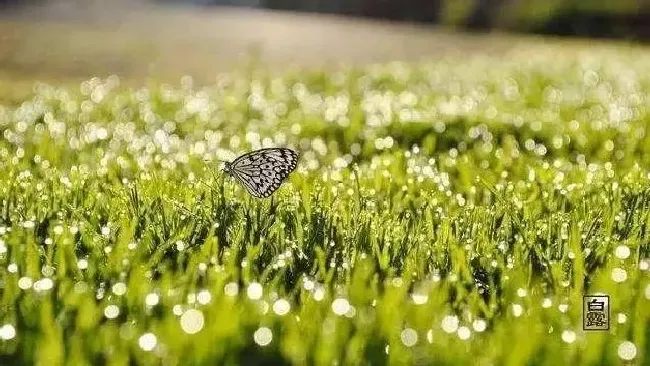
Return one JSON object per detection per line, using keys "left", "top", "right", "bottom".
{"left": 441, "top": 0, "right": 648, "bottom": 37}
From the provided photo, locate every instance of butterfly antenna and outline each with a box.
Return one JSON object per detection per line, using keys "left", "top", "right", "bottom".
{"left": 203, "top": 156, "right": 228, "bottom": 165}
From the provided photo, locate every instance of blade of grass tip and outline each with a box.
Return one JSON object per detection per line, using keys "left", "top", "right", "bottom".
{"left": 584, "top": 208, "right": 604, "bottom": 242}
{"left": 201, "top": 164, "right": 225, "bottom": 194}
{"left": 161, "top": 196, "right": 201, "bottom": 221}
{"left": 477, "top": 176, "right": 523, "bottom": 229}
{"left": 209, "top": 165, "right": 227, "bottom": 198}
{"left": 64, "top": 203, "right": 85, "bottom": 224}
{"left": 569, "top": 210, "right": 585, "bottom": 306}
{"left": 352, "top": 163, "right": 363, "bottom": 209}
{"left": 268, "top": 196, "right": 276, "bottom": 217}
{"left": 201, "top": 180, "right": 218, "bottom": 192}
{"left": 158, "top": 197, "right": 169, "bottom": 240}
{"left": 129, "top": 184, "right": 140, "bottom": 218}
{"left": 255, "top": 196, "right": 262, "bottom": 223}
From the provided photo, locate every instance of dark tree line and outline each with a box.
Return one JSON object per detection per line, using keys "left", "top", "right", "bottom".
{"left": 265, "top": 0, "right": 650, "bottom": 41}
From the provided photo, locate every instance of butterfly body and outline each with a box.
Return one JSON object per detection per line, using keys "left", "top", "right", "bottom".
{"left": 223, "top": 148, "right": 299, "bottom": 197}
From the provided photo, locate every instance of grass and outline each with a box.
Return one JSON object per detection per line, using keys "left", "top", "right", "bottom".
{"left": 0, "top": 41, "right": 650, "bottom": 366}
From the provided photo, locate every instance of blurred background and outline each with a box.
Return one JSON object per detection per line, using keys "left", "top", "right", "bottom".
{"left": 0, "top": 0, "right": 648, "bottom": 102}
{"left": 2, "top": 0, "right": 648, "bottom": 40}
{"left": 179, "top": 0, "right": 650, "bottom": 40}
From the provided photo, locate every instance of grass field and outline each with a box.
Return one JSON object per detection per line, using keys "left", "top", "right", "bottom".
{"left": 1, "top": 36, "right": 650, "bottom": 365}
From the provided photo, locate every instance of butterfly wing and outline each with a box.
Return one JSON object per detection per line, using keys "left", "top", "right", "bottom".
{"left": 229, "top": 148, "right": 299, "bottom": 197}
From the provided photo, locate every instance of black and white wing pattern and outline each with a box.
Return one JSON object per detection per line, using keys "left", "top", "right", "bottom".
{"left": 226, "top": 148, "right": 299, "bottom": 198}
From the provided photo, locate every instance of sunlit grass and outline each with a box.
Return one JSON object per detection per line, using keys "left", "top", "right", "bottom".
{"left": 1, "top": 46, "right": 650, "bottom": 365}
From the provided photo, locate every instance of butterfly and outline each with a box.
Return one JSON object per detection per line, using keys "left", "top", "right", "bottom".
{"left": 222, "top": 148, "right": 299, "bottom": 198}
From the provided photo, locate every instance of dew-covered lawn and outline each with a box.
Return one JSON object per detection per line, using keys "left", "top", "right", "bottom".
{"left": 1, "top": 42, "right": 650, "bottom": 365}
